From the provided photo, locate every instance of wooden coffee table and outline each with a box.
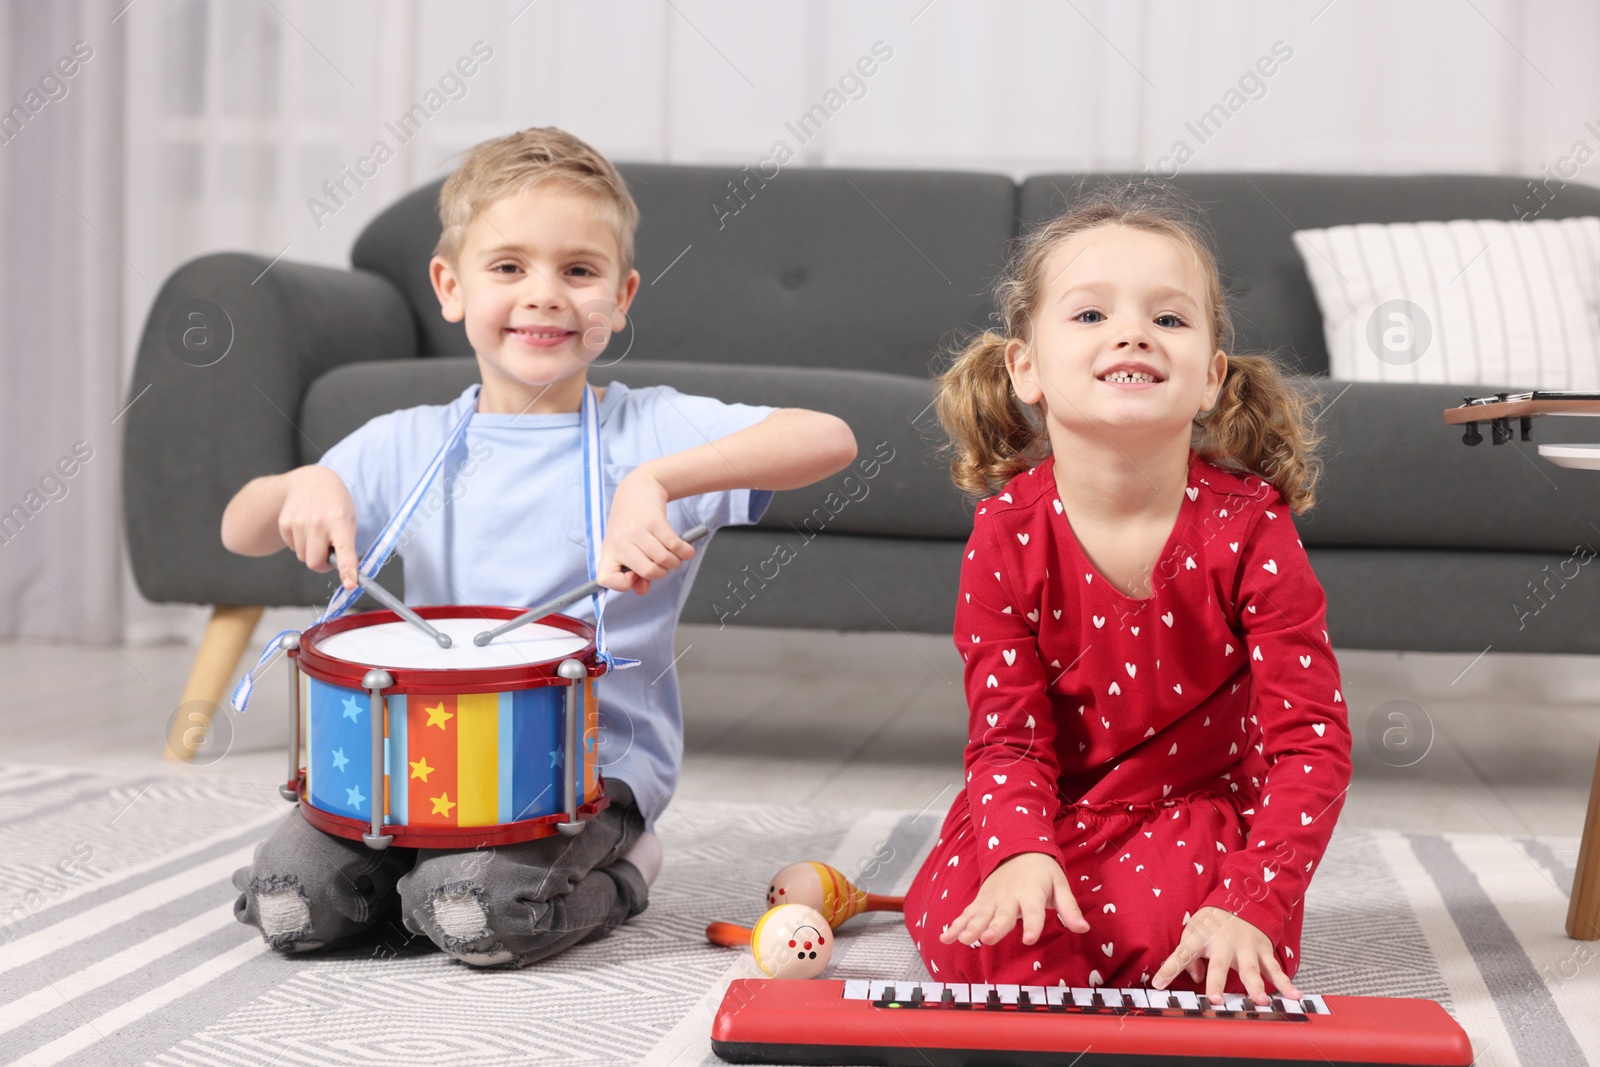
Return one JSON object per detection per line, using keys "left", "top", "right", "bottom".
{"left": 1445, "top": 392, "right": 1600, "bottom": 940}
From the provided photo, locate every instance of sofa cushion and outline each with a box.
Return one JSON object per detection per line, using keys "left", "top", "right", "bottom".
{"left": 1019, "top": 174, "right": 1600, "bottom": 377}
{"left": 352, "top": 164, "right": 1017, "bottom": 379}
{"left": 1292, "top": 217, "right": 1600, "bottom": 389}
{"left": 297, "top": 359, "right": 975, "bottom": 541}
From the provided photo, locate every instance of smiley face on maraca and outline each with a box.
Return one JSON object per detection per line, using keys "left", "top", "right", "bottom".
{"left": 751, "top": 903, "right": 834, "bottom": 980}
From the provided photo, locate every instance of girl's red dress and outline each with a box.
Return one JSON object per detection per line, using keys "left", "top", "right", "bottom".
{"left": 906, "top": 450, "right": 1352, "bottom": 991}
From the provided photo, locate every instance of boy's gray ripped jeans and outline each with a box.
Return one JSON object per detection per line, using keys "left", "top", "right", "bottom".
{"left": 232, "top": 779, "right": 648, "bottom": 968}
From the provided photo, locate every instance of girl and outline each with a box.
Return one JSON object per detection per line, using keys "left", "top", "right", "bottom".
{"left": 905, "top": 183, "right": 1352, "bottom": 1007}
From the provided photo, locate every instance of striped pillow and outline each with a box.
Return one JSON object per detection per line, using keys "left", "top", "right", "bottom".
{"left": 1291, "top": 217, "right": 1600, "bottom": 388}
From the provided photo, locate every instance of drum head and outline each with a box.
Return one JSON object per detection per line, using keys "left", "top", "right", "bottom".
{"left": 298, "top": 607, "right": 599, "bottom": 692}
{"left": 316, "top": 617, "right": 588, "bottom": 670}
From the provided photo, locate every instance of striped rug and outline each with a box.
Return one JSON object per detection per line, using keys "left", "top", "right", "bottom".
{"left": 0, "top": 764, "right": 1593, "bottom": 1066}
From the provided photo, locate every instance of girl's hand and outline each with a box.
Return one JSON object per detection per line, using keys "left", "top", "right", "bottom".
{"left": 278, "top": 466, "right": 361, "bottom": 591}
{"left": 596, "top": 469, "right": 695, "bottom": 595}
{"left": 938, "top": 851, "right": 1090, "bottom": 948}
{"left": 1151, "top": 906, "right": 1301, "bottom": 1006}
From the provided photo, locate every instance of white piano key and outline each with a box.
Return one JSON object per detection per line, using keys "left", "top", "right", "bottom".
{"left": 1145, "top": 989, "right": 1176, "bottom": 1010}
{"left": 1173, "top": 990, "right": 1202, "bottom": 1011}
{"left": 1071, "top": 987, "right": 1097, "bottom": 1008}
{"left": 843, "top": 980, "right": 871, "bottom": 1001}
{"left": 1302, "top": 994, "right": 1331, "bottom": 1014}
{"left": 1278, "top": 997, "right": 1306, "bottom": 1015}
{"left": 1020, "top": 984, "right": 1047, "bottom": 1005}
{"left": 995, "top": 984, "right": 1021, "bottom": 1005}
{"left": 1100, "top": 988, "right": 1125, "bottom": 1007}
{"left": 869, "top": 980, "right": 900, "bottom": 1001}
{"left": 1119, "top": 988, "right": 1149, "bottom": 1008}
{"left": 970, "top": 983, "right": 995, "bottom": 1006}
{"left": 1045, "top": 986, "right": 1070, "bottom": 1008}
{"left": 917, "top": 983, "right": 945, "bottom": 1003}
{"left": 946, "top": 983, "right": 971, "bottom": 1006}
{"left": 1221, "top": 993, "right": 1247, "bottom": 1012}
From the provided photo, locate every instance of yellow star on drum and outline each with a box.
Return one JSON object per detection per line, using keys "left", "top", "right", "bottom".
{"left": 409, "top": 756, "right": 434, "bottom": 782}
{"left": 431, "top": 792, "right": 456, "bottom": 817}
{"left": 425, "top": 703, "right": 454, "bottom": 730}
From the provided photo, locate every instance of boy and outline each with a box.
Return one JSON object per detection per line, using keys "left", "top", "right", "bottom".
{"left": 220, "top": 128, "right": 856, "bottom": 967}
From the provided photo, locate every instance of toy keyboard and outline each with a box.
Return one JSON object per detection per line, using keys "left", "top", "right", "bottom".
{"left": 710, "top": 978, "right": 1473, "bottom": 1066}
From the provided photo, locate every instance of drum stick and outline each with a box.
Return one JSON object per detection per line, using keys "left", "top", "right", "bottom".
{"left": 328, "top": 550, "right": 452, "bottom": 648}
{"left": 474, "top": 524, "right": 710, "bottom": 647}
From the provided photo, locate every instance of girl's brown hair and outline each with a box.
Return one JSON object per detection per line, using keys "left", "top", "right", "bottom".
{"left": 935, "top": 179, "right": 1322, "bottom": 514}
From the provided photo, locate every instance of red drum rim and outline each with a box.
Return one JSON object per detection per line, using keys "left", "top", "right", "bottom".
{"left": 296, "top": 606, "right": 603, "bottom": 694}
{"left": 295, "top": 776, "right": 611, "bottom": 848}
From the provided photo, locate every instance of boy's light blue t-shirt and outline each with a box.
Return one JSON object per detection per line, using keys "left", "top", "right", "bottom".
{"left": 318, "top": 381, "right": 776, "bottom": 830}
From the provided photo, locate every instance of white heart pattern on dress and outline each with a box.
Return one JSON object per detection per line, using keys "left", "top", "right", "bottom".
{"left": 986, "top": 713, "right": 998, "bottom": 727}
{"left": 1162, "top": 612, "right": 1174, "bottom": 626}
{"left": 1093, "top": 616, "right": 1105, "bottom": 628}
{"left": 1186, "top": 487, "right": 1198, "bottom": 501}
{"left": 1102, "top": 942, "right": 1114, "bottom": 956}
{"left": 1054, "top": 498, "right": 1064, "bottom": 514}
{"left": 1108, "top": 682, "right": 1121, "bottom": 695}
{"left": 1299, "top": 655, "right": 1311, "bottom": 668}
{"left": 986, "top": 675, "right": 998, "bottom": 688}
{"left": 1125, "top": 663, "right": 1137, "bottom": 678}
{"left": 988, "top": 836, "right": 1000, "bottom": 849}
{"left": 1172, "top": 683, "right": 1183, "bottom": 695}
{"left": 1301, "top": 812, "right": 1313, "bottom": 825}
{"left": 1263, "top": 559, "right": 1278, "bottom": 574}
{"left": 1003, "top": 648, "right": 1017, "bottom": 666}
{"left": 1017, "top": 533, "right": 1029, "bottom": 545}
{"left": 1313, "top": 722, "right": 1326, "bottom": 736}
{"left": 993, "top": 774, "right": 1007, "bottom": 784}
{"left": 1053, "top": 609, "right": 1062, "bottom": 619}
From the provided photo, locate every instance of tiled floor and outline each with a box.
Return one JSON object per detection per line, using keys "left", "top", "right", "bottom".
{"left": 3, "top": 614, "right": 1598, "bottom": 849}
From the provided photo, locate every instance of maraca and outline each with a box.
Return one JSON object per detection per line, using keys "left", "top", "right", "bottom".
{"left": 766, "top": 861, "right": 904, "bottom": 930}
{"left": 705, "top": 903, "right": 833, "bottom": 979}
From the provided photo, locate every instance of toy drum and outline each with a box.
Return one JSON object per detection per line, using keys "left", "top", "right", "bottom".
{"left": 280, "top": 606, "right": 609, "bottom": 850}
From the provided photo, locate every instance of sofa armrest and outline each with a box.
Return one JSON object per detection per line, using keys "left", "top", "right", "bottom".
{"left": 123, "top": 252, "right": 418, "bottom": 607}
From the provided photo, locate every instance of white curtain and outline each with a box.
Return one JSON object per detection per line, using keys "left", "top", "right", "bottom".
{"left": 0, "top": 0, "right": 125, "bottom": 642}
{"left": 1, "top": 0, "right": 1596, "bottom": 643}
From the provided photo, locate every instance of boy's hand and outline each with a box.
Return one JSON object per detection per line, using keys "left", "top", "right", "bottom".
{"left": 1151, "top": 906, "right": 1301, "bottom": 1006}
{"left": 278, "top": 466, "right": 361, "bottom": 591}
{"left": 938, "top": 851, "right": 1090, "bottom": 948}
{"left": 596, "top": 469, "right": 696, "bottom": 596}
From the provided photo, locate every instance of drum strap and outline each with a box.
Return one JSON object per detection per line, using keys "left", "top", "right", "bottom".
{"left": 231, "top": 380, "right": 634, "bottom": 713}
{"left": 580, "top": 382, "right": 639, "bottom": 673}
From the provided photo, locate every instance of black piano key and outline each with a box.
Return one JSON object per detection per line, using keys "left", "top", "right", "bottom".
{"left": 940, "top": 987, "right": 955, "bottom": 1008}
{"left": 1303, "top": 997, "right": 1322, "bottom": 1014}
{"left": 908, "top": 986, "right": 924, "bottom": 1008}
{"left": 985, "top": 988, "right": 1002, "bottom": 1010}
{"left": 1016, "top": 990, "right": 1034, "bottom": 1011}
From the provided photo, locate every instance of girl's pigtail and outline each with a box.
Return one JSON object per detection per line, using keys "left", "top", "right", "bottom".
{"left": 1197, "top": 354, "right": 1324, "bottom": 514}
{"left": 935, "top": 331, "right": 1044, "bottom": 499}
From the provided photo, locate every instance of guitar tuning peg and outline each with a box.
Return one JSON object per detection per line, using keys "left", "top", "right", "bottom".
{"left": 1462, "top": 422, "right": 1483, "bottom": 446}
{"left": 1520, "top": 416, "right": 1533, "bottom": 441}
{"left": 1491, "top": 417, "right": 1513, "bottom": 445}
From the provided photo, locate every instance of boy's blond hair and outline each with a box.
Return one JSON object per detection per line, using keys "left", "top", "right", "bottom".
{"left": 433, "top": 127, "right": 640, "bottom": 274}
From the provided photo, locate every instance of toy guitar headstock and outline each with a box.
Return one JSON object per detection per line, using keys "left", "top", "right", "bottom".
{"left": 1443, "top": 391, "right": 1600, "bottom": 446}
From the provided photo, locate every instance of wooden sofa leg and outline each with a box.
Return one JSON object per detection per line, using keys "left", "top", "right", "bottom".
{"left": 1569, "top": 741, "right": 1600, "bottom": 940}
{"left": 163, "top": 605, "right": 265, "bottom": 762}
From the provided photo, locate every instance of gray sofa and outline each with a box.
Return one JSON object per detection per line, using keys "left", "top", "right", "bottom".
{"left": 125, "top": 168, "right": 1600, "bottom": 655}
